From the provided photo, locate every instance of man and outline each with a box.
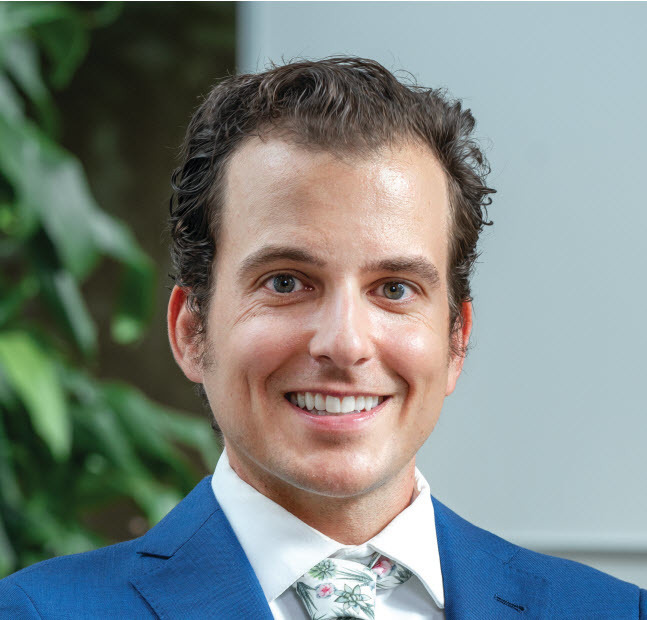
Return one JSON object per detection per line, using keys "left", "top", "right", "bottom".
{"left": 0, "top": 57, "right": 644, "bottom": 619}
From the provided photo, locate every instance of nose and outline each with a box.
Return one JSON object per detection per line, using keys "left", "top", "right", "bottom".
{"left": 308, "top": 282, "right": 375, "bottom": 368}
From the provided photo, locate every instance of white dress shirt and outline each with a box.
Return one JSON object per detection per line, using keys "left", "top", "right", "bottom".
{"left": 211, "top": 449, "right": 445, "bottom": 619}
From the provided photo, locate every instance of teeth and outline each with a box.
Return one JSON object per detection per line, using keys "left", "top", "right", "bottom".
{"left": 326, "top": 396, "right": 341, "bottom": 413}
{"left": 288, "top": 392, "right": 385, "bottom": 415}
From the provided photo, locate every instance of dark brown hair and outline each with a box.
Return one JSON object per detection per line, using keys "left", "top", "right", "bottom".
{"left": 168, "top": 57, "right": 494, "bottom": 419}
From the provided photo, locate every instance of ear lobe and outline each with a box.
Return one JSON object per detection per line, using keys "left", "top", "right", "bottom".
{"left": 445, "top": 301, "right": 473, "bottom": 396}
{"left": 167, "top": 285, "right": 204, "bottom": 383}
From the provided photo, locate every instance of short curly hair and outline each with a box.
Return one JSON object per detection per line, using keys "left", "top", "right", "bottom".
{"left": 168, "top": 56, "right": 494, "bottom": 424}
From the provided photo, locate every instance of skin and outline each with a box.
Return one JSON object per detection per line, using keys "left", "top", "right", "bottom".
{"left": 168, "top": 136, "right": 472, "bottom": 544}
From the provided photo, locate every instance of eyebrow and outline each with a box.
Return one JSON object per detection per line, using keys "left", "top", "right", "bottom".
{"left": 237, "top": 244, "right": 441, "bottom": 289}
{"left": 363, "top": 255, "right": 441, "bottom": 288}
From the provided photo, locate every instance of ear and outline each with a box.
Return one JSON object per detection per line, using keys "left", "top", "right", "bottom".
{"left": 167, "top": 285, "right": 204, "bottom": 383}
{"left": 445, "top": 300, "right": 473, "bottom": 396}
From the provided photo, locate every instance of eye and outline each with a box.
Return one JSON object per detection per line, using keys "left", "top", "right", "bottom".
{"left": 263, "top": 273, "right": 307, "bottom": 294}
{"left": 375, "top": 281, "right": 416, "bottom": 301}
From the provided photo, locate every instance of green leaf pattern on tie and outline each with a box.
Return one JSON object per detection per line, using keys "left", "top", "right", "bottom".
{"left": 334, "top": 583, "right": 374, "bottom": 619}
{"left": 308, "top": 559, "right": 336, "bottom": 580}
{"left": 294, "top": 554, "right": 412, "bottom": 619}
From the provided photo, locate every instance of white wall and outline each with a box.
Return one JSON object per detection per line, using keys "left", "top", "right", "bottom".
{"left": 238, "top": 1, "right": 647, "bottom": 587}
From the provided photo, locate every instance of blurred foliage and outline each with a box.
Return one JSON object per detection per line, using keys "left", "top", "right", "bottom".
{"left": 0, "top": 2, "right": 220, "bottom": 577}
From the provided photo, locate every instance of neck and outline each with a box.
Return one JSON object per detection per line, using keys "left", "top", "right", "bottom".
{"left": 225, "top": 446, "right": 418, "bottom": 545}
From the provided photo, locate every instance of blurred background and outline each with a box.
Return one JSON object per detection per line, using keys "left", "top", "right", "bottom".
{"left": 1, "top": 1, "right": 645, "bottom": 588}
{"left": 0, "top": 1, "right": 232, "bottom": 575}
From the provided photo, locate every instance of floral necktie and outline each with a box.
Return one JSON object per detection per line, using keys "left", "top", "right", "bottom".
{"left": 293, "top": 552, "right": 412, "bottom": 619}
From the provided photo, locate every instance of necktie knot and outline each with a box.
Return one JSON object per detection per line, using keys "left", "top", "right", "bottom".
{"left": 293, "top": 554, "right": 412, "bottom": 619}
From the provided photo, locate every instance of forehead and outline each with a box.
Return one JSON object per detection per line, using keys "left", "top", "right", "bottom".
{"left": 219, "top": 136, "right": 450, "bottom": 273}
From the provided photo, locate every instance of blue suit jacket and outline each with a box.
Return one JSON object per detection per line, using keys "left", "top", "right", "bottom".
{"left": 1, "top": 476, "right": 645, "bottom": 619}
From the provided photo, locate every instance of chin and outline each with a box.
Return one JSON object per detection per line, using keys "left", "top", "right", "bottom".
{"left": 284, "top": 453, "right": 395, "bottom": 499}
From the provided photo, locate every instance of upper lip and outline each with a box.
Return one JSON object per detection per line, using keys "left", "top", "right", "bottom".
{"left": 285, "top": 389, "right": 390, "bottom": 398}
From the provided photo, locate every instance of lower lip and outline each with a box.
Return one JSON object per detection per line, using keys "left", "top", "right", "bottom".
{"left": 286, "top": 396, "right": 390, "bottom": 432}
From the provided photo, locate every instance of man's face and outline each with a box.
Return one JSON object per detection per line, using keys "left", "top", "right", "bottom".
{"left": 181, "top": 136, "right": 469, "bottom": 500}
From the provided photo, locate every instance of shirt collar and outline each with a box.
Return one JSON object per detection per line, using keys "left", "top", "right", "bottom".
{"left": 211, "top": 448, "right": 444, "bottom": 609}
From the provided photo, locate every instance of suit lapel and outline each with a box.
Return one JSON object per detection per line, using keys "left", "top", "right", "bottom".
{"left": 128, "top": 477, "right": 555, "bottom": 618}
{"left": 129, "top": 477, "right": 273, "bottom": 619}
{"left": 432, "top": 495, "right": 552, "bottom": 619}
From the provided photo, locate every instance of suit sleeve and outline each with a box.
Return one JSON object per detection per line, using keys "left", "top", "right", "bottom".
{"left": 640, "top": 588, "right": 647, "bottom": 619}
{"left": 0, "top": 579, "right": 42, "bottom": 619}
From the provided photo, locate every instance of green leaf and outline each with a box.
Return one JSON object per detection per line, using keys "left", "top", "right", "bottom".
{"left": 52, "top": 270, "right": 97, "bottom": 356}
{"left": 34, "top": 10, "right": 88, "bottom": 89}
{"left": 0, "top": 117, "right": 156, "bottom": 344}
{"left": 0, "top": 362, "right": 20, "bottom": 413}
{"left": 101, "top": 382, "right": 194, "bottom": 476}
{"left": 66, "top": 372, "right": 200, "bottom": 508}
{"left": 0, "top": 203, "right": 12, "bottom": 231}
{"left": 37, "top": 267, "right": 97, "bottom": 357}
{"left": 23, "top": 492, "right": 103, "bottom": 556}
{"left": 0, "top": 514, "right": 16, "bottom": 577}
{"left": 59, "top": 364, "right": 99, "bottom": 406}
{"left": 0, "top": 3, "right": 72, "bottom": 36}
{"left": 0, "top": 199, "right": 40, "bottom": 242}
{"left": 0, "top": 274, "right": 38, "bottom": 328}
{"left": 0, "top": 117, "right": 100, "bottom": 278}
{"left": 0, "top": 331, "right": 70, "bottom": 460}
{"left": 77, "top": 404, "right": 139, "bottom": 471}
{"left": 100, "top": 380, "right": 221, "bottom": 509}
{"left": 0, "top": 116, "right": 154, "bottom": 305}
{"left": 87, "top": 211, "right": 156, "bottom": 343}
{"left": 110, "top": 258, "right": 156, "bottom": 344}
{"left": 155, "top": 407, "right": 221, "bottom": 471}
{"left": 0, "top": 410, "right": 23, "bottom": 509}
{"left": 0, "top": 73, "right": 24, "bottom": 120}
{"left": 1, "top": 35, "right": 47, "bottom": 100}
{"left": 0, "top": 34, "right": 56, "bottom": 133}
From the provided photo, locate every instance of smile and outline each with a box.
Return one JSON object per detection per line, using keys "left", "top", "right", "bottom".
{"left": 284, "top": 392, "right": 387, "bottom": 416}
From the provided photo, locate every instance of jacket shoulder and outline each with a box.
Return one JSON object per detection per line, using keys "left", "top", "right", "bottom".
{"left": 0, "top": 477, "right": 217, "bottom": 618}
{"left": 0, "top": 538, "right": 151, "bottom": 618}
{"left": 513, "top": 546, "right": 647, "bottom": 619}
{"left": 514, "top": 545, "right": 636, "bottom": 592}
{"left": 432, "top": 496, "right": 644, "bottom": 617}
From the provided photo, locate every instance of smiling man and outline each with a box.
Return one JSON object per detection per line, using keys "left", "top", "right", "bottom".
{"left": 170, "top": 136, "right": 462, "bottom": 547}
{"left": 1, "top": 57, "right": 645, "bottom": 619}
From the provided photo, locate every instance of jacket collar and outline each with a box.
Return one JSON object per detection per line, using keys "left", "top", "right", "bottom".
{"left": 129, "top": 476, "right": 273, "bottom": 619}
{"left": 432, "top": 495, "right": 551, "bottom": 619}
{"left": 129, "top": 476, "right": 551, "bottom": 619}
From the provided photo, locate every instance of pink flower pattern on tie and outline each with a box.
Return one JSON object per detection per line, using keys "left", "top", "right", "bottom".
{"left": 370, "top": 557, "right": 393, "bottom": 577}
{"left": 316, "top": 583, "right": 334, "bottom": 598}
{"left": 293, "top": 553, "right": 412, "bottom": 619}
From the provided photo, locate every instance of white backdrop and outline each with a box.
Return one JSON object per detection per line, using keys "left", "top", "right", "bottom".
{"left": 237, "top": 1, "right": 647, "bottom": 586}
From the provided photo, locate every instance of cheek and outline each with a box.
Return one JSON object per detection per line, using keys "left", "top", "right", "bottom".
{"left": 222, "top": 314, "right": 305, "bottom": 385}
{"left": 381, "top": 323, "right": 449, "bottom": 399}
{"left": 205, "top": 315, "right": 303, "bottom": 434}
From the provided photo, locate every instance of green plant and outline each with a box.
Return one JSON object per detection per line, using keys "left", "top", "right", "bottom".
{"left": 0, "top": 2, "right": 219, "bottom": 576}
